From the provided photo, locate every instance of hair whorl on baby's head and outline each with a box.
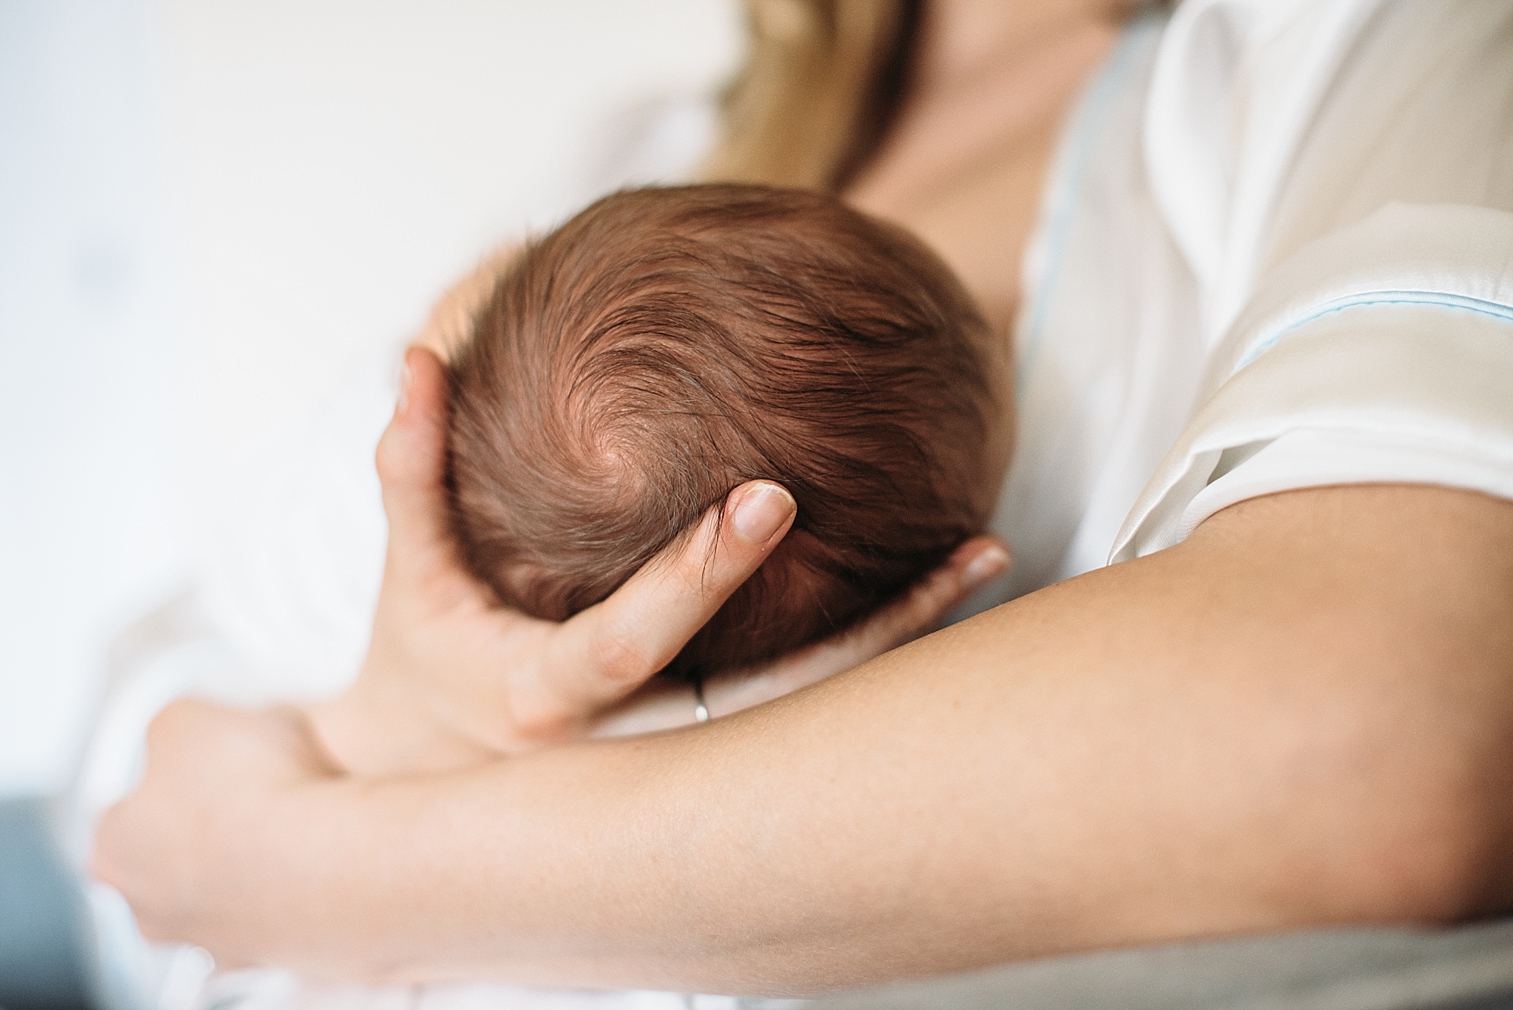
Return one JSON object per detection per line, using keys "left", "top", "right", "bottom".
{"left": 447, "top": 183, "right": 1001, "bottom": 679}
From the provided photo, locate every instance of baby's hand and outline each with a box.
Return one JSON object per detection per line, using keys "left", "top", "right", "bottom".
{"left": 94, "top": 700, "right": 339, "bottom": 963}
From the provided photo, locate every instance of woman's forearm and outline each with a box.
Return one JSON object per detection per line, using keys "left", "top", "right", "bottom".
{"left": 258, "top": 485, "right": 1513, "bottom": 993}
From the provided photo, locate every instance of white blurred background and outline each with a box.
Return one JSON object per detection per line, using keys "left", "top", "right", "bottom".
{"left": 0, "top": 0, "right": 743, "bottom": 794}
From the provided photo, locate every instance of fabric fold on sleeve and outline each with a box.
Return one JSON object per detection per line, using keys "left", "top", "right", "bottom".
{"left": 1110, "top": 203, "right": 1513, "bottom": 563}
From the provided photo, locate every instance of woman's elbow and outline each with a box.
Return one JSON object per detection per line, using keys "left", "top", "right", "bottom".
{"left": 1302, "top": 689, "right": 1513, "bottom": 926}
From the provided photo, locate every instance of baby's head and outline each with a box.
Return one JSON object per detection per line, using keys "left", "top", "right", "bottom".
{"left": 447, "top": 184, "right": 1007, "bottom": 678}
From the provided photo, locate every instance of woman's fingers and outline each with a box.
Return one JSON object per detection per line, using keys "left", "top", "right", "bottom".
{"left": 706, "top": 536, "right": 1011, "bottom": 715}
{"left": 542, "top": 480, "right": 797, "bottom": 714}
{"left": 373, "top": 346, "right": 460, "bottom": 591}
{"left": 792, "top": 534, "right": 1009, "bottom": 670}
{"left": 596, "top": 536, "right": 1010, "bottom": 733}
{"left": 335, "top": 343, "right": 541, "bottom": 769}
{"left": 859, "top": 535, "right": 1010, "bottom": 646}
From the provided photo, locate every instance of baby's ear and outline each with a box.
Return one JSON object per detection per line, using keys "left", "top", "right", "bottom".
{"left": 417, "top": 243, "right": 523, "bottom": 360}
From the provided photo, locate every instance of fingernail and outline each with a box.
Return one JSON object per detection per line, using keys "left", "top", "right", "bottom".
{"left": 731, "top": 482, "right": 795, "bottom": 545}
{"left": 960, "top": 545, "right": 1010, "bottom": 592}
{"left": 397, "top": 358, "right": 413, "bottom": 415}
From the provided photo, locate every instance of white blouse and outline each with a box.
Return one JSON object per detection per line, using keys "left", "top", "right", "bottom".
{"left": 980, "top": 0, "right": 1513, "bottom": 608}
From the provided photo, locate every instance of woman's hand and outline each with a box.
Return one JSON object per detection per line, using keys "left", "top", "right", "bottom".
{"left": 309, "top": 346, "right": 1010, "bottom": 775}
{"left": 307, "top": 345, "right": 795, "bottom": 774}
{"left": 93, "top": 344, "right": 1006, "bottom": 963}
{"left": 591, "top": 534, "right": 1010, "bottom": 738}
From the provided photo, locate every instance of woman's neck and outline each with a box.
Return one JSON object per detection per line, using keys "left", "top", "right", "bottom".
{"left": 913, "top": 0, "right": 1132, "bottom": 93}
{"left": 844, "top": 0, "right": 1132, "bottom": 337}
{"left": 850, "top": 0, "right": 1132, "bottom": 211}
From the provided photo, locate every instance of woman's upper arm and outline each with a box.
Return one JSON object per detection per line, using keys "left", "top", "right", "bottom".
{"left": 245, "top": 484, "right": 1513, "bottom": 993}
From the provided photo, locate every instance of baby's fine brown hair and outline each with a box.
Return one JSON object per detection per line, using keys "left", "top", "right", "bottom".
{"left": 448, "top": 184, "right": 1000, "bottom": 678}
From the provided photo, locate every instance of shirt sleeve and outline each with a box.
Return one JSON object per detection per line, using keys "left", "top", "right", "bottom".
{"left": 1111, "top": 0, "right": 1513, "bottom": 561}
{"left": 1111, "top": 203, "right": 1513, "bottom": 561}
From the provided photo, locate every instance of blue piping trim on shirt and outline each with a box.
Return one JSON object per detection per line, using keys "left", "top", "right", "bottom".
{"left": 1233, "top": 291, "right": 1513, "bottom": 373}
{"left": 1017, "top": 15, "right": 1157, "bottom": 397}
